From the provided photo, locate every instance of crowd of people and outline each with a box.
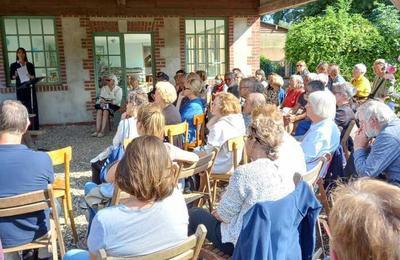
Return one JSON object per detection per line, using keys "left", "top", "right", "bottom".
{"left": 1, "top": 57, "right": 399, "bottom": 260}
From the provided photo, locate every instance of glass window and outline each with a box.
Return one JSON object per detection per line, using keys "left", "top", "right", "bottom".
{"left": 185, "top": 18, "right": 226, "bottom": 78}
{"left": 2, "top": 17, "right": 60, "bottom": 85}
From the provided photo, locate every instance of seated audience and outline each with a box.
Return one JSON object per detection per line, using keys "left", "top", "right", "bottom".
{"left": 239, "top": 77, "right": 264, "bottom": 100}
{"left": 301, "top": 90, "right": 340, "bottom": 170}
{"left": 281, "top": 74, "right": 304, "bottom": 109}
{"left": 210, "top": 74, "right": 225, "bottom": 101}
{"left": 351, "top": 63, "right": 371, "bottom": 99}
{"left": 0, "top": 100, "right": 54, "bottom": 259}
{"left": 255, "top": 69, "right": 268, "bottom": 89}
{"left": 225, "top": 72, "right": 240, "bottom": 99}
{"left": 332, "top": 82, "right": 356, "bottom": 136}
{"left": 329, "top": 179, "right": 400, "bottom": 260}
{"left": 92, "top": 74, "right": 123, "bottom": 137}
{"left": 370, "top": 58, "right": 396, "bottom": 101}
{"left": 316, "top": 61, "right": 328, "bottom": 75}
{"left": 173, "top": 69, "right": 186, "bottom": 98}
{"left": 242, "top": 93, "right": 266, "bottom": 129}
{"left": 296, "top": 60, "right": 310, "bottom": 80}
{"left": 189, "top": 106, "right": 297, "bottom": 255}
{"left": 265, "top": 73, "right": 285, "bottom": 106}
{"left": 234, "top": 71, "right": 244, "bottom": 86}
{"left": 202, "top": 92, "right": 246, "bottom": 174}
{"left": 353, "top": 100, "right": 400, "bottom": 184}
{"left": 327, "top": 64, "right": 346, "bottom": 91}
{"left": 65, "top": 136, "right": 189, "bottom": 259}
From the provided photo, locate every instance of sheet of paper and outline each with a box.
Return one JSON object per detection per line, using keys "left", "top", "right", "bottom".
{"left": 17, "top": 66, "right": 30, "bottom": 83}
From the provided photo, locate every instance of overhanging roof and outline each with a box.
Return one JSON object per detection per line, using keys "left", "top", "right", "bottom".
{"left": 259, "top": 0, "right": 316, "bottom": 15}
{"left": 391, "top": 0, "right": 400, "bottom": 10}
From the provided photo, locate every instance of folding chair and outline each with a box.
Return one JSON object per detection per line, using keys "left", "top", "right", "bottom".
{"left": 47, "top": 146, "right": 78, "bottom": 243}
{"left": 0, "top": 184, "right": 65, "bottom": 259}
{"left": 164, "top": 122, "right": 189, "bottom": 150}
{"left": 186, "top": 113, "right": 206, "bottom": 151}
{"left": 98, "top": 224, "right": 207, "bottom": 260}
{"left": 340, "top": 120, "right": 356, "bottom": 160}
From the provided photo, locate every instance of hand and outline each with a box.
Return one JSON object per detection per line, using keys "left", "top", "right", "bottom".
{"left": 289, "top": 115, "right": 297, "bottom": 123}
{"left": 211, "top": 210, "right": 223, "bottom": 222}
{"left": 354, "top": 127, "right": 369, "bottom": 149}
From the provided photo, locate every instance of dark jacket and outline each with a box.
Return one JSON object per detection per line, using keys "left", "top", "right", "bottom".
{"left": 232, "top": 181, "right": 321, "bottom": 260}
{"left": 9, "top": 61, "right": 35, "bottom": 87}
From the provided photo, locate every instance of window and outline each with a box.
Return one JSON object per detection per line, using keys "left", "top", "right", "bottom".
{"left": 185, "top": 18, "right": 226, "bottom": 77}
{"left": 2, "top": 17, "right": 60, "bottom": 85}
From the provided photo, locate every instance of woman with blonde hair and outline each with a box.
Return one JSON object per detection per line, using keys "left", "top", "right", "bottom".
{"left": 329, "top": 178, "right": 400, "bottom": 260}
{"left": 265, "top": 73, "right": 285, "bottom": 106}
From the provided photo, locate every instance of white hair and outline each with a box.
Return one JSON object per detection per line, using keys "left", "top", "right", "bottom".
{"left": 305, "top": 73, "right": 319, "bottom": 82}
{"left": 354, "top": 63, "right": 367, "bottom": 74}
{"left": 308, "top": 90, "right": 336, "bottom": 120}
{"left": 333, "top": 82, "right": 357, "bottom": 100}
{"left": 356, "top": 100, "right": 396, "bottom": 127}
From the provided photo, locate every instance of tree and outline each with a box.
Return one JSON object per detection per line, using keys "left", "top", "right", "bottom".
{"left": 284, "top": 3, "right": 385, "bottom": 79}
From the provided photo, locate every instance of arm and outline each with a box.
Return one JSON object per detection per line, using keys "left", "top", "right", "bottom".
{"left": 88, "top": 215, "right": 107, "bottom": 256}
{"left": 27, "top": 62, "right": 35, "bottom": 79}
{"left": 165, "top": 143, "right": 199, "bottom": 163}
{"left": 105, "top": 161, "right": 119, "bottom": 183}
{"left": 113, "top": 87, "right": 123, "bottom": 106}
{"left": 10, "top": 63, "right": 17, "bottom": 80}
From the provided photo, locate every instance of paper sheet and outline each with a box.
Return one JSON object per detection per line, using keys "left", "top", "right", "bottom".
{"left": 17, "top": 66, "right": 30, "bottom": 83}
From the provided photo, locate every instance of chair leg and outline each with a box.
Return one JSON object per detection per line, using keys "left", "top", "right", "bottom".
{"left": 212, "top": 180, "right": 218, "bottom": 206}
{"left": 66, "top": 192, "right": 78, "bottom": 243}
{"left": 50, "top": 220, "right": 58, "bottom": 260}
{"left": 317, "top": 180, "right": 331, "bottom": 216}
{"left": 62, "top": 197, "right": 68, "bottom": 224}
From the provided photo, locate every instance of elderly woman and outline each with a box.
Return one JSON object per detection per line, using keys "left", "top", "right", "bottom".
{"left": 255, "top": 69, "right": 268, "bottom": 89}
{"left": 265, "top": 73, "right": 285, "bottom": 106}
{"left": 332, "top": 82, "right": 356, "bottom": 136}
{"left": 202, "top": 92, "right": 246, "bottom": 174}
{"left": 281, "top": 75, "right": 304, "bottom": 109}
{"left": 189, "top": 105, "right": 296, "bottom": 255}
{"left": 351, "top": 63, "right": 371, "bottom": 99}
{"left": 329, "top": 179, "right": 400, "bottom": 260}
{"left": 92, "top": 74, "right": 123, "bottom": 137}
{"left": 296, "top": 60, "right": 310, "bottom": 79}
{"left": 301, "top": 90, "right": 340, "bottom": 170}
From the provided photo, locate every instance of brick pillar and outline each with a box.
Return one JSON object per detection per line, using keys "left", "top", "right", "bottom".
{"left": 0, "top": 30, "right": 6, "bottom": 88}
{"left": 247, "top": 16, "right": 261, "bottom": 76}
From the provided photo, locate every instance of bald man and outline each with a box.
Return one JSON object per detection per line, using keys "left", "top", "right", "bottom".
{"left": 243, "top": 93, "right": 267, "bottom": 128}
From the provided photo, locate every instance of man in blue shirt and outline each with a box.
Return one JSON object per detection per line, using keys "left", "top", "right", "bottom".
{"left": 0, "top": 100, "right": 54, "bottom": 254}
{"left": 327, "top": 64, "right": 346, "bottom": 91}
{"left": 353, "top": 100, "right": 400, "bottom": 184}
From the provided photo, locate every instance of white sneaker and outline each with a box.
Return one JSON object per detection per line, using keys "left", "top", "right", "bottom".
{"left": 91, "top": 132, "right": 98, "bottom": 137}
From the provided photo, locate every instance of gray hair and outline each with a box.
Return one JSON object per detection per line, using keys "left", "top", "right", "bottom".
{"left": 356, "top": 100, "right": 396, "bottom": 127}
{"left": 249, "top": 93, "right": 267, "bottom": 109}
{"left": 305, "top": 72, "right": 319, "bottom": 82}
{"left": 354, "top": 64, "right": 367, "bottom": 74}
{"left": 333, "top": 82, "right": 356, "bottom": 100}
{"left": 308, "top": 90, "right": 336, "bottom": 120}
{"left": 0, "top": 100, "right": 28, "bottom": 134}
{"left": 241, "top": 77, "right": 264, "bottom": 94}
{"left": 290, "top": 74, "right": 304, "bottom": 88}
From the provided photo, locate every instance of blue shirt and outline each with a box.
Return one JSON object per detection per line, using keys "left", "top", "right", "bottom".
{"left": 327, "top": 75, "right": 346, "bottom": 91}
{"left": 0, "top": 144, "right": 54, "bottom": 248}
{"left": 179, "top": 98, "right": 205, "bottom": 143}
{"left": 354, "top": 119, "right": 400, "bottom": 183}
{"left": 301, "top": 119, "right": 340, "bottom": 171}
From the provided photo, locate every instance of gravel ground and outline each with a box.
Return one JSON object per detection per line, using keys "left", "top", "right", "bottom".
{"left": 35, "top": 125, "right": 114, "bottom": 250}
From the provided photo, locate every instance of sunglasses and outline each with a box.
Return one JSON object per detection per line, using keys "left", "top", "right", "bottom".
{"left": 296, "top": 64, "right": 303, "bottom": 67}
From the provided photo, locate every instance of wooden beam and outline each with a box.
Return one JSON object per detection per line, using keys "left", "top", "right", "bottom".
{"left": 259, "top": 0, "right": 316, "bottom": 15}
{"left": 391, "top": 0, "right": 400, "bottom": 10}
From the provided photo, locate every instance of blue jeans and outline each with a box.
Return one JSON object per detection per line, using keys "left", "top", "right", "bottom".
{"left": 63, "top": 249, "right": 89, "bottom": 260}
{"left": 84, "top": 182, "right": 98, "bottom": 236}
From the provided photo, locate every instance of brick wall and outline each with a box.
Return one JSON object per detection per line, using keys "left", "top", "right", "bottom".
{"left": 0, "top": 31, "right": 5, "bottom": 88}
{"left": 247, "top": 16, "right": 261, "bottom": 75}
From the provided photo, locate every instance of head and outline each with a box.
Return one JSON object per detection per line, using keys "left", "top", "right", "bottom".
{"left": 127, "top": 75, "right": 139, "bottom": 89}
{"left": 356, "top": 100, "right": 396, "bottom": 138}
{"left": 328, "top": 64, "right": 340, "bottom": 79}
{"left": 352, "top": 63, "right": 367, "bottom": 79}
{"left": 211, "top": 92, "right": 241, "bottom": 118}
{"left": 184, "top": 78, "right": 203, "bottom": 98}
{"left": 373, "top": 59, "right": 386, "bottom": 78}
{"left": 332, "top": 82, "right": 356, "bottom": 106}
{"left": 305, "top": 80, "right": 325, "bottom": 94}
{"left": 329, "top": 179, "right": 400, "bottom": 260}
{"left": 115, "top": 136, "right": 177, "bottom": 203}
{"left": 126, "top": 89, "right": 149, "bottom": 118}
{"left": 268, "top": 74, "right": 284, "bottom": 89}
{"left": 304, "top": 73, "right": 319, "bottom": 87}
{"left": 224, "top": 72, "right": 236, "bottom": 87}
{"left": 154, "top": 81, "right": 177, "bottom": 105}
{"left": 232, "top": 68, "right": 242, "bottom": 74}
{"left": 0, "top": 100, "right": 29, "bottom": 142}
{"left": 239, "top": 77, "right": 257, "bottom": 98}
{"left": 289, "top": 75, "right": 304, "bottom": 89}
{"left": 317, "top": 73, "right": 329, "bottom": 87}
{"left": 215, "top": 74, "right": 224, "bottom": 85}
{"left": 316, "top": 62, "right": 328, "bottom": 74}
{"left": 196, "top": 70, "right": 207, "bottom": 82}
{"left": 174, "top": 70, "right": 186, "bottom": 91}
{"left": 235, "top": 72, "right": 244, "bottom": 85}
{"left": 246, "top": 104, "right": 284, "bottom": 161}
{"left": 243, "top": 93, "right": 266, "bottom": 115}
{"left": 16, "top": 47, "right": 28, "bottom": 62}
{"left": 255, "top": 69, "right": 266, "bottom": 82}
{"left": 306, "top": 90, "right": 336, "bottom": 123}
{"left": 105, "top": 74, "right": 118, "bottom": 88}
{"left": 136, "top": 103, "right": 165, "bottom": 138}
{"left": 156, "top": 71, "right": 169, "bottom": 82}
{"left": 296, "top": 60, "right": 307, "bottom": 73}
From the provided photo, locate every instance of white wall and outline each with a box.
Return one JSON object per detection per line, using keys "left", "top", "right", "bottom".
{"left": 233, "top": 17, "right": 253, "bottom": 77}
{"left": 160, "top": 17, "right": 181, "bottom": 84}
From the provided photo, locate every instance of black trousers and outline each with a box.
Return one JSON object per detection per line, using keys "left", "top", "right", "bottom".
{"left": 17, "top": 86, "right": 39, "bottom": 130}
{"left": 188, "top": 207, "right": 234, "bottom": 256}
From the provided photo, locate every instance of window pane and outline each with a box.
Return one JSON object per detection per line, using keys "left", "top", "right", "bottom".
{"left": 195, "top": 20, "right": 205, "bottom": 34}
{"left": 19, "top": 36, "right": 31, "bottom": 50}
{"left": 219, "top": 49, "right": 225, "bottom": 63}
{"left": 17, "top": 19, "right": 30, "bottom": 34}
{"left": 108, "top": 37, "right": 120, "bottom": 55}
{"left": 42, "top": 19, "right": 54, "bottom": 34}
{"left": 207, "top": 35, "right": 215, "bottom": 49}
{"left": 33, "top": 52, "right": 45, "bottom": 66}
{"left": 187, "top": 49, "right": 195, "bottom": 64}
{"left": 208, "top": 64, "right": 216, "bottom": 78}
{"left": 4, "top": 19, "right": 17, "bottom": 34}
{"left": 95, "top": 37, "right": 108, "bottom": 55}
{"left": 206, "top": 20, "right": 215, "bottom": 34}
{"left": 109, "top": 56, "right": 121, "bottom": 67}
{"left": 26, "top": 52, "right": 33, "bottom": 62}
{"left": 216, "top": 20, "right": 225, "bottom": 34}
{"left": 44, "top": 36, "right": 56, "bottom": 51}
{"left": 220, "top": 63, "right": 226, "bottom": 75}
{"left": 208, "top": 49, "right": 215, "bottom": 64}
{"left": 32, "top": 36, "right": 44, "bottom": 51}
{"left": 47, "top": 68, "right": 59, "bottom": 82}
{"left": 35, "top": 68, "right": 46, "bottom": 78}
{"left": 8, "top": 53, "right": 16, "bottom": 65}
{"left": 45, "top": 52, "right": 58, "bottom": 67}
{"left": 197, "top": 35, "right": 205, "bottom": 49}
{"left": 198, "top": 49, "right": 205, "bottom": 63}
{"left": 197, "top": 64, "right": 206, "bottom": 71}
{"left": 30, "top": 19, "right": 42, "bottom": 34}
{"left": 6, "top": 36, "right": 19, "bottom": 51}
{"left": 186, "top": 35, "right": 195, "bottom": 49}
{"left": 219, "top": 35, "right": 225, "bottom": 48}
{"left": 185, "top": 20, "right": 194, "bottom": 34}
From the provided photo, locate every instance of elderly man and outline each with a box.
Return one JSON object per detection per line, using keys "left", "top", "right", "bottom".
{"left": 332, "top": 82, "right": 356, "bottom": 136}
{"left": 327, "top": 64, "right": 346, "bottom": 91}
{"left": 351, "top": 63, "right": 371, "bottom": 99}
{"left": 0, "top": 100, "right": 54, "bottom": 257}
{"left": 225, "top": 72, "right": 240, "bottom": 99}
{"left": 353, "top": 100, "right": 400, "bottom": 184}
{"left": 242, "top": 93, "right": 266, "bottom": 128}
{"left": 369, "top": 59, "right": 396, "bottom": 101}
{"left": 239, "top": 77, "right": 264, "bottom": 99}
{"left": 301, "top": 90, "right": 340, "bottom": 170}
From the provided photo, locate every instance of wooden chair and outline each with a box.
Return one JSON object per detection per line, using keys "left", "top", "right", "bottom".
{"left": 177, "top": 149, "right": 218, "bottom": 212}
{"left": 186, "top": 113, "right": 206, "bottom": 151}
{"left": 47, "top": 146, "right": 78, "bottom": 243}
{"left": 210, "top": 136, "right": 247, "bottom": 207}
{"left": 98, "top": 224, "right": 207, "bottom": 260}
{"left": 164, "top": 122, "right": 189, "bottom": 150}
{"left": 123, "top": 138, "right": 133, "bottom": 149}
{"left": 340, "top": 120, "right": 356, "bottom": 160}
{"left": 0, "top": 184, "right": 65, "bottom": 259}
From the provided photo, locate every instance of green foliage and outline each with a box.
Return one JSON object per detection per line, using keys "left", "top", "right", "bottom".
{"left": 260, "top": 56, "right": 285, "bottom": 76}
{"left": 285, "top": 4, "right": 385, "bottom": 79}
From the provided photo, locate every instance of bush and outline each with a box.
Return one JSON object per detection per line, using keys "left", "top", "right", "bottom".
{"left": 260, "top": 56, "right": 285, "bottom": 77}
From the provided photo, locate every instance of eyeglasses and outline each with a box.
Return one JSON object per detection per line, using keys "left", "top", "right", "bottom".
{"left": 184, "top": 87, "right": 191, "bottom": 90}
{"left": 296, "top": 64, "right": 303, "bottom": 67}
{"left": 104, "top": 79, "right": 111, "bottom": 81}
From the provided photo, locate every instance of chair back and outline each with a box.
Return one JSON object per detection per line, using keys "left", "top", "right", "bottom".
{"left": 340, "top": 120, "right": 356, "bottom": 160}
{"left": 303, "top": 153, "right": 331, "bottom": 186}
{"left": 0, "top": 184, "right": 65, "bottom": 256}
{"left": 99, "top": 224, "right": 207, "bottom": 260}
{"left": 227, "top": 136, "right": 247, "bottom": 169}
{"left": 123, "top": 138, "right": 133, "bottom": 149}
{"left": 164, "top": 122, "right": 189, "bottom": 150}
{"left": 177, "top": 150, "right": 217, "bottom": 179}
{"left": 47, "top": 146, "right": 72, "bottom": 191}
{"left": 192, "top": 113, "right": 206, "bottom": 147}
